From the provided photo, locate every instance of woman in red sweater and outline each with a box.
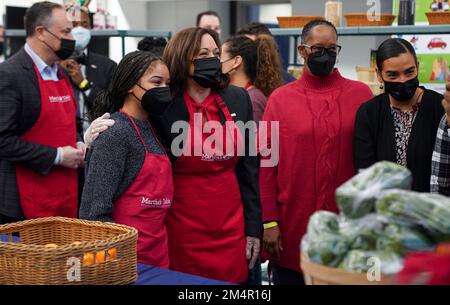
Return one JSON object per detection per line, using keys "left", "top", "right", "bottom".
{"left": 260, "top": 19, "right": 374, "bottom": 284}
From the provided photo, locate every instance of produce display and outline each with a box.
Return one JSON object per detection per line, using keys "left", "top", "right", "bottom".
{"left": 376, "top": 190, "right": 450, "bottom": 240}
{"left": 303, "top": 161, "right": 450, "bottom": 275}
{"left": 335, "top": 161, "right": 412, "bottom": 219}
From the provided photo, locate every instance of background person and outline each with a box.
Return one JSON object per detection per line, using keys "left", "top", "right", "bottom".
{"left": 137, "top": 36, "right": 167, "bottom": 57}
{"left": 430, "top": 82, "right": 450, "bottom": 195}
{"left": 196, "top": 10, "right": 221, "bottom": 37}
{"left": 237, "top": 22, "right": 296, "bottom": 84}
{"left": 60, "top": 4, "right": 117, "bottom": 135}
{"left": 354, "top": 38, "right": 444, "bottom": 192}
{"left": 221, "top": 35, "right": 283, "bottom": 124}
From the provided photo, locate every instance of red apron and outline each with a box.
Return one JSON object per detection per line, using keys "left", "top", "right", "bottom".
{"left": 112, "top": 110, "right": 173, "bottom": 268}
{"left": 166, "top": 92, "right": 248, "bottom": 283}
{"left": 15, "top": 64, "right": 78, "bottom": 219}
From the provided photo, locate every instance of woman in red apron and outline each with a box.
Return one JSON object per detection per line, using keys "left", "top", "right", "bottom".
{"left": 79, "top": 51, "right": 173, "bottom": 267}
{"left": 161, "top": 27, "right": 262, "bottom": 283}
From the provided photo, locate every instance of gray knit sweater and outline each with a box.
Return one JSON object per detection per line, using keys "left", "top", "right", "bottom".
{"left": 80, "top": 112, "right": 165, "bottom": 222}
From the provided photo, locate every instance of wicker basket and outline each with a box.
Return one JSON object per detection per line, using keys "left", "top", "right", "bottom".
{"left": 345, "top": 13, "right": 396, "bottom": 27}
{"left": 277, "top": 16, "right": 324, "bottom": 28}
{"left": 0, "top": 217, "right": 138, "bottom": 285}
{"left": 301, "top": 253, "right": 395, "bottom": 285}
{"left": 426, "top": 12, "right": 450, "bottom": 25}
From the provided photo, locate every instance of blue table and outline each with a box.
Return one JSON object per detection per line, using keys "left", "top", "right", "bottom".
{"left": 136, "top": 263, "right": 230, "bottom": 285}
{"left": 1, "top": 234, "right": 229, "bottom": 285}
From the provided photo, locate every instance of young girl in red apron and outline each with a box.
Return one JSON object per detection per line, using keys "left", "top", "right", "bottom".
{"left": 113, "top": 111, "right": 173, "bottom": 267}
{"left": 80, "top": 51, "right": 174, "bottom": 268}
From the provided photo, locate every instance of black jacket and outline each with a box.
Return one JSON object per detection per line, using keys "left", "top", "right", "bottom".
{"left": 149, "top": 85, "right": 263, "bottom": 238}
{"left": 353, "top": 88, "right": 444, "bottom": 192}
{"left": 0, "top": 48, "right": 81, "bottom": 219}
{"left": 82, "top": 51, "right": 116, "bottom": 109}
{"left": 71, "top": 51, "right": 117, "bottom": 134}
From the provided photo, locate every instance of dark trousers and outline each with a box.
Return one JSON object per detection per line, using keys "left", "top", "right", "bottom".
{"left": 242, "top": 258, "right": 262, "bottom": 285}
{"left": 272, "top": 263, "right": 305, "bottom": 285}
{"left": 0, "top": 214, "right": 22, "bottom": 225}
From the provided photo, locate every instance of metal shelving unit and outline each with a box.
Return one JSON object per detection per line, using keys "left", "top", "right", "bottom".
{"left": 3, "top": 29, "right": 172, "bottom": 58}
{"left": 270, "top": 24, "right": 450, "bottom": 36}
{"left": 270, "top": 24, "right": 450, "bottom": 66}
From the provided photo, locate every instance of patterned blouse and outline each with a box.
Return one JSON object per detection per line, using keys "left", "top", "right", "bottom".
{"left": 390, "top": 103, "right": 421, "bottom": 166}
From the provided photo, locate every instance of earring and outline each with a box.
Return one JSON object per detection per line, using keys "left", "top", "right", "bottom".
{"left": 379, "top": 84, "right": 384, "bottom": 90}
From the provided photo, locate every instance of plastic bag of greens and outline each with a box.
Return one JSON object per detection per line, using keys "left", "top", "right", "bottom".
{"left": 339, "top": 250, "right": 404, "bottom": 275}
{"left": 336, "top": 161, "right": 412, "bottom": 219}
{"left": 339, "top": 214, "right": 387, "bottom": 251}
{"left": 376, "top": 189, "right": 450, "bottom": 241}
{"left": 339, "top": 214, "right": 433, "bottom": 255}
{"left": 302, "top": 211, "right": 349, "bottom": 267}
{"left": 378, "top": 224, "right": 434, "bottom": 254}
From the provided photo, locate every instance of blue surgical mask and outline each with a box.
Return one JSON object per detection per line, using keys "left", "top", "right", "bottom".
{"left": 71, "top": 26, "right": 91, "bottom": 51}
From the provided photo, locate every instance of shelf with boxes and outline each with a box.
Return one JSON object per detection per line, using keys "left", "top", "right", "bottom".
{"left": 270, "top": 25, "right": 450, "bottom": 92}
{"left": 270, "top": 25, "right": 450, "bottom": 69}
{"left": 270, "top": 24, "right": 450, "bottom": 37}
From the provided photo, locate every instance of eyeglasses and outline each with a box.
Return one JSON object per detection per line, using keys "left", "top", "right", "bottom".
{"left": 302, "top": 44, "right": 342, "bottom": 56}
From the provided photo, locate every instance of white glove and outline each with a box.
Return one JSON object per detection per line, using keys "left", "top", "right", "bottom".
{"left": 246, "top": 236, "right": 261, "bottom": 269}
{"left": 83, "top": 113, "right": 115, "bottom": 148}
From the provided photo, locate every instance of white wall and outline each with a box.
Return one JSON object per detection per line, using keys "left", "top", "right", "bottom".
{"left": 259, "top": 3, "right": 292, "bottom": 24}
{"left": 147, "top": 0, "right": 208, "bottom": 32}
{"left": 146, "top": 0, "right": 230, "bottom": 39}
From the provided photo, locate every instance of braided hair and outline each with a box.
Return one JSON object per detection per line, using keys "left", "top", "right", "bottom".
{"left": 89, "top": 51, "right": 161, "bottom": 121}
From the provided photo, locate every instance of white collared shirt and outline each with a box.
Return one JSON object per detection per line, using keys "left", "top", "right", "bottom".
{"left": 24, "top": 43, "right": 59, "bottom": 81}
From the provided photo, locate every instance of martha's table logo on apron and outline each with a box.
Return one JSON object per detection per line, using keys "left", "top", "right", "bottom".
{"left": 141, "top": 197, "right": 171, "bottom": 208}
{"left": 49, "top": 95, "right": 72, "bottom": 103}
{"left": 201, "top": 153, "right": 234, "bottom": 162}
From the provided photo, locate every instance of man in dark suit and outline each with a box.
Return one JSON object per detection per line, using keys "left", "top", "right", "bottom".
{"left": 60, "top": 5, "right": 117, "bottom": 135}
{"left": 0, "top": 1, "right": 85, "bottom": 224}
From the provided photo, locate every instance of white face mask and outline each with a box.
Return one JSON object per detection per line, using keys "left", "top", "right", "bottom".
{"left": 71, "top": 26, "right": 91, "bottom": 51}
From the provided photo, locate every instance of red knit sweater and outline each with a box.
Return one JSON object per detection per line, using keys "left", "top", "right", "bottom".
{"left": 260, "top": 69, "right": 374, "bottom": 272}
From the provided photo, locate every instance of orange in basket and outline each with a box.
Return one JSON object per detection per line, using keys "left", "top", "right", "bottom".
{"left": 83, "top": 252, "right": 95, "bottom": 266}
{"left": 107, "top": 248, "right": 117, "bottom": 260}
{"left": 0, "top": 217, "right": 138, "bottom": 284}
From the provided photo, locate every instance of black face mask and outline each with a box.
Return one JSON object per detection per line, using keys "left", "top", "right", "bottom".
{"left": 384, "top": 77, "right": 419, "bottom": 102}
{"left": 307, "top": 51, "right": 337, "bottom": 77}
{"left": 192, "top": 57, "right": 222, "bottom": 88}
{"left": 44, "top": 29, "right": 75, "bottom": 60}
{"left": 136, "top": 85, "right": 172, "bottom": 116}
